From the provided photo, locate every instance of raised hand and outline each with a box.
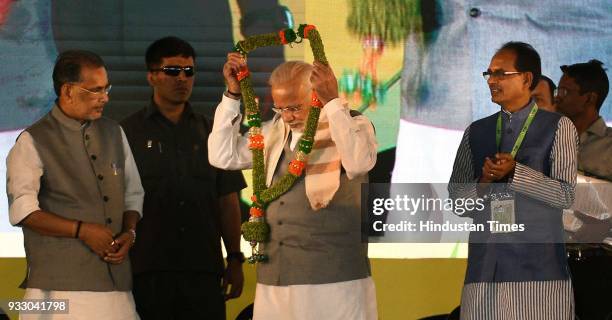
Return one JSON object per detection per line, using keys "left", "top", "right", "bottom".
{"left": 310, "top": 61, "right": 339, "bottom": 105}
{"left": 223, "top": 52, "right": 247, "bottom": 94}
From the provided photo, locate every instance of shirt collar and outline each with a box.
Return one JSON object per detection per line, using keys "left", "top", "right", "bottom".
{"left": 500, "top": 99, "right": 536, "bottom": 120}
{"left": 145, "top": 99, "right": 194, "bottom": 120}
{"left": 585, "top": 116, "right": 608, "bottom": 137}
{"left": 51, "top": 103, "right": 89, "bottom": 131}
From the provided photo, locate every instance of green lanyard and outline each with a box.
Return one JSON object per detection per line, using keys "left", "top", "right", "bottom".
{"left": 496, "top": 104, "right": 538, "bottom": 157}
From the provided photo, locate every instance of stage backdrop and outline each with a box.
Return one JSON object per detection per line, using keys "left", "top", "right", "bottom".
{"left": 0, "top": 0, "right": 610, "bottom": 261}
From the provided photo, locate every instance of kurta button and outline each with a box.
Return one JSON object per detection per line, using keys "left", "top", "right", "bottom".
{"left": 85, "top": 134, "right": 90, "bottom": 140}
{"left": 469, "top": 7, "right": 481, "bottom": 17}
{"left": 279, "top": 241, "right": 284, "bottom": 246}
{"left": 180, "top": 227, "right": 185, "bottom": 232}
{"left": 103, "top": 196, "right": 109, "bottom": 202}
{"left": 97, "top": 174, "right": 104, "bottom": 180}
{"left": 106, "top": 217, "right": 112, "bottom": 224}
{"left": 179, "top": 201, "right": 185, "bottom": 206}
{"left": 280, "top": 201, "right": 285, "bottom": 205}
{"left": 91, "top": 155, "right": 97, "bottom": 160}
{"left": 277, "top": 221, "right": 283, "bottom": 225}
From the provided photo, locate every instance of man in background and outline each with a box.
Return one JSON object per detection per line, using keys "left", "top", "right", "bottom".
{"left": 556, "top": 59, "right": 612, "bottom": 320}
{"left": 532, "top": 75, "right": 556, "bottom": 111}
{"left": 121, "top": 37, "right": 246, "bottom": 320}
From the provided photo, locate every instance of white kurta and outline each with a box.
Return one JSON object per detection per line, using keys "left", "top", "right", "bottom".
{"left": 7, "top": 126, "right": 144, "bottom": 320}
{"left": 20, "top": 289, "right": 140, "bottom": 320}
{"left": 209, "top": 95, "right": 379, "bottom": 319}
{"left": 254, "top": 277, "right": 378, "bottom": 320}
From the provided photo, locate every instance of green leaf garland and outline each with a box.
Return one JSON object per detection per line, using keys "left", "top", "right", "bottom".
{"left": 236, "top": 24, "right": 328, "bottom": 263}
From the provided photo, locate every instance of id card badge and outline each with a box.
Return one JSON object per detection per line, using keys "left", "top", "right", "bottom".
{"left": 490, "top": 193, "right": 516, "bottom": 233}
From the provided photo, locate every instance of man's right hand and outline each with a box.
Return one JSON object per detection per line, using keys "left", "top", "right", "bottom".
{"left": 78, "top": 222, "right": 115, "bottom": 258}
{"left": 223, "top": 52, "right": 246, "bottom": 95}
{"left": 480, "top": 157, "right": 498, "bottom": 183}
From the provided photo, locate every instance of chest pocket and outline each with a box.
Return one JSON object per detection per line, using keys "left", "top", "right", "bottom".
{"left": 136, "top": 137, "right": 167, "bottom": 179}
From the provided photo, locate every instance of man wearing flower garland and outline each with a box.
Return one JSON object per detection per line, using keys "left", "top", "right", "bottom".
{"left": 209, "top": 53, "right": 378, "bottom": 319}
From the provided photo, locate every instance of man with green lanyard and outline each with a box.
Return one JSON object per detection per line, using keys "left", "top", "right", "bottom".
{"left": 448, "top": 42, "right": 579, "bottom": 319}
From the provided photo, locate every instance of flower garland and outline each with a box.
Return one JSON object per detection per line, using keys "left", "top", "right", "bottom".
{"left": 235, "top": 24, "right": 328, "bottom": 264}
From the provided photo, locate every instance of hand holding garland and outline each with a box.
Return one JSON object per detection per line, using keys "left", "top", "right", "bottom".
{"left": 230, "top": 24, "right": 329, "bottom": 264}
{"left": 310, "top": 61, "right": 339, "bottom": 105}
{"left": 223, "top": 52, "right": 246, "bottom": 97}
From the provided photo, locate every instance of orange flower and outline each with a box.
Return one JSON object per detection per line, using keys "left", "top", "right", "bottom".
{"left": 288, "top": 160, "right": 306, "bottom": 176}
{"left": 250, "top": 207, "right": 264, "bottom": 218}
{"left": 237, "top": 66, "right": 250, "bottom": 81}
{"left": 249, "top": 134, "right": 264, "bottom": 149}
{"left": 311, "top": 91, "right": 323, "bottom": 108}
{"left": 303, "top": 25, "right": 316, "bottom": 38}
{"left": 279, "top": 30, "right": 288, "bottom": 44}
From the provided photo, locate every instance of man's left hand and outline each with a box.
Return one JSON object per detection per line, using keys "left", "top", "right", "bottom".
{"left": 491, "top": 153, "right": 516, "bottom": 179}
{"left": 310, "top": 61, "right": 339, "bottom": 105}
{"left": 104, "top": 231, "right": 134, "bottom": 264}
{"left": 222, "top": 260, "right": 244, "bottom": 300}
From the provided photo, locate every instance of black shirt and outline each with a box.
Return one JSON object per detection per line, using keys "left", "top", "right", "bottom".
{"left": 121, "top": 102, "right": 246, "bottom": 275}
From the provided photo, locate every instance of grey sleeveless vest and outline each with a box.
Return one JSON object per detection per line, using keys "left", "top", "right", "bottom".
{"left": 256, "top": 136, "right": 371, "bottom": 285}
{"left": 23, "top": 105, "right": 131, "bottom": 291}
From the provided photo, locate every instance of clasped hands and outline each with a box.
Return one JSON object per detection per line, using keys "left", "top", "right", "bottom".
{"left": 78, "top": 222, "right": 134, "bottom": 264}
{"left": 479, "top": 153, "right": 516, "bottom": 184}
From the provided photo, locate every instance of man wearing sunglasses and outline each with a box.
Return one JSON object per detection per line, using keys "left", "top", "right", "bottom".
{"left": 448, "top": 42, "right": 578, "bottom": 319}
{"left": 120, "top": 37, "right": 246, "bottom": 320}
{"left": 6, "top": 50, "right": 145, "bottom": 319}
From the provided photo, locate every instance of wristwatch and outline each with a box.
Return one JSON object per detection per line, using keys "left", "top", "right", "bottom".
{"left": 226, "top": 252, "right": 245, "bottom": 264}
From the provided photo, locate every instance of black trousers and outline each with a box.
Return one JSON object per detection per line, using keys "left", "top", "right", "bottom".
{"left": 569, "top": 254, "right": 612, "bottom": 320}
{"left": 133, "top": 271, "right": 225, "bottom": 320}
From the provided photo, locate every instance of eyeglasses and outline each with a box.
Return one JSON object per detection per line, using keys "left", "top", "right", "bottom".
{"left": 271, "top": 105, "right": 303, "bottom": 114}
{"left": 482, "top": 70, "right": 523, "bottom": 80}
{"left": 73, "top": 84, "right": 112, "bottom": 95}
{"left": 150, "top": 66, "right": 195, "bottom": 77}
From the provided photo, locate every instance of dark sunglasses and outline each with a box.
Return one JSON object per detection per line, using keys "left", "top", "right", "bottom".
{"left": 150, "top": 66, "right": 195, "bottom": 77}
